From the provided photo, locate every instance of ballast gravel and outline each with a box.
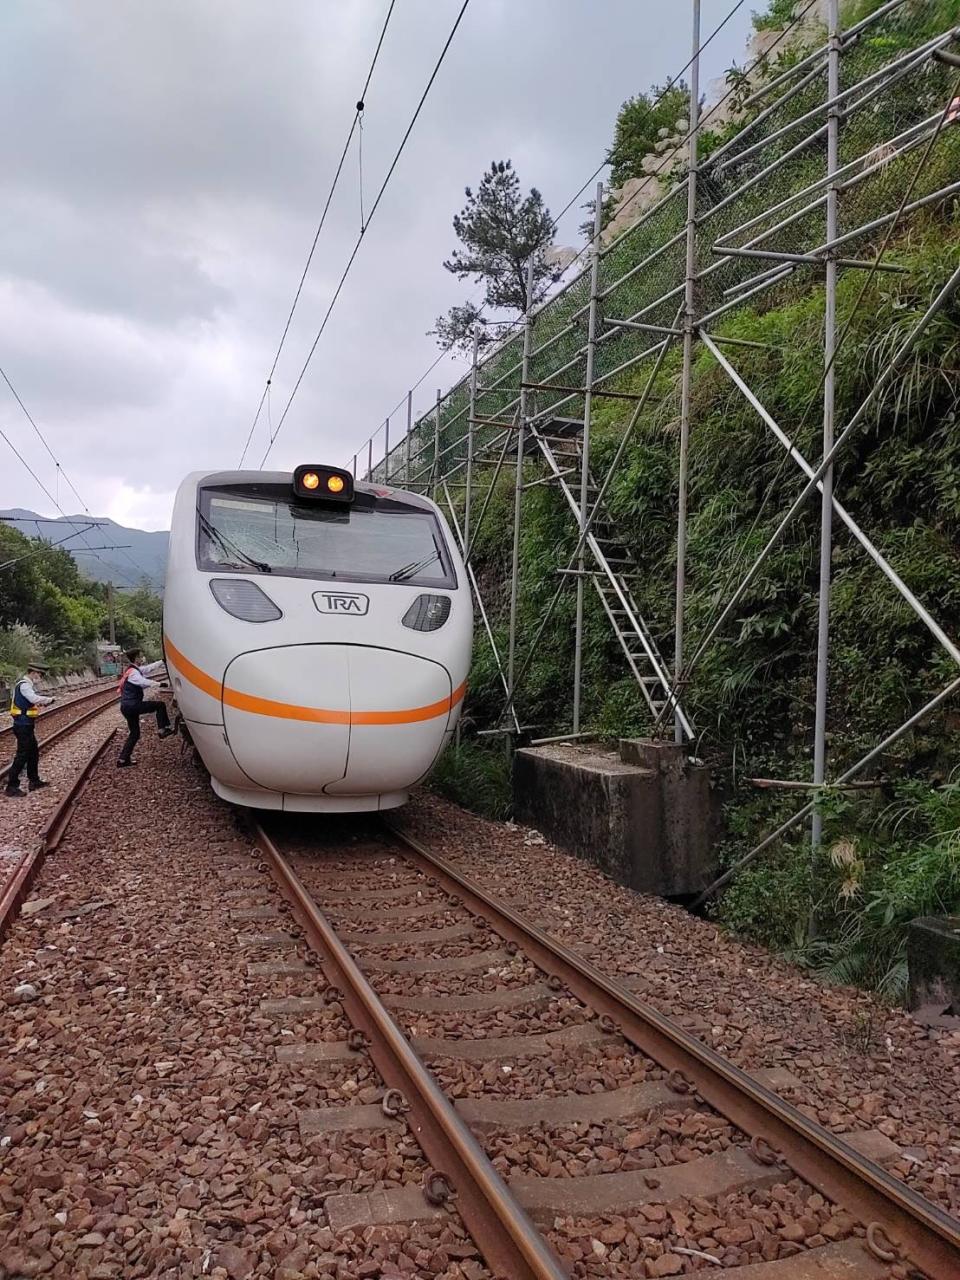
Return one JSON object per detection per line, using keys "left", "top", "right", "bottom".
{"left": 398, "top": 792, "right": 960, "bottom": 1216}
{"left": 0, "top": 744, "right": 491, "bottom": 1279}
{"left": 0, "top": 702, "right": 118, "bottom": 869}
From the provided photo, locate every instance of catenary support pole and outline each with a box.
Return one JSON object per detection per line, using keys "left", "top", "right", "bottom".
{"left": 572, "top": 182, "right": 604, "bottom": 734}
{"left": 367, "top": 437, "right": 373, "bottom": 482}
{"left": 433, "top": 389, "right": 441, "bottom": 498}
{"left": 352, "top": 454, "right": 357, "bottom": 479}
{"left": 384, "top": 417, "right": 390, "bottom": 484}
{"left": 811, "top": 0, "right": 841, "bottom": 864}
{"left": 465, "top": 322, "right": 480, "bottom": 554}
{"left": 674, "top": 0, "right": 700, "bottom": 745}
{"left": 404, "top": 391, "right": 413, "bottom": 487}
{"left": 508, "top": 261, "right": 535, "bottom": 716}
{"left": 107, "top": 582, "right": 116, "bottom": 646}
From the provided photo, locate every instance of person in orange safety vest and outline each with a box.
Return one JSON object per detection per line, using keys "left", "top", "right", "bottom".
{"left": 5, "top": 662, "right": 56, "bottom": 797}
{"left": 117, "top": 649, "right": 173, "bottom": 768}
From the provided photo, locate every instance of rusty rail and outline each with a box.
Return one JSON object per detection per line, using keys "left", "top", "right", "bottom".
{"left": 252, "top": 820, "right": 568, "bottom": 1280}
{"left": 0, "top": 726, "right": 116, "bottom": 943}
{"left": 387, "top": 821, "right": 960, "bottom": 1279}
{"left": 0, "top": 695, "right": 117, "bottom": 783}
{"left": 0, "top": 683, "right": 116, "bottom": 739}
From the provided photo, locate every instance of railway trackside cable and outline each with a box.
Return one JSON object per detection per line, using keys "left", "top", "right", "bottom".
{"left": 259, "top": 0, "right": 472, "bottom": 468}
{"left": 237, "top": 0, "right": 398, "bottom": 468}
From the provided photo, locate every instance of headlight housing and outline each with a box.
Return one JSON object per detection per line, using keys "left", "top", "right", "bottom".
{"left": 401, "top": 594, "right": 451, "bottom": 632}
{"left": 209, "top": 578, "right": 282, "bottom": 622}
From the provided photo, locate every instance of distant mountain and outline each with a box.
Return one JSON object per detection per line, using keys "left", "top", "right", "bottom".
{"left": 0, "top": 509, "right": 168, "bottom": 591}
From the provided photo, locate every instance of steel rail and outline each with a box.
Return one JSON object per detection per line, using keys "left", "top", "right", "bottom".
{"left": 252, "top": 822, "right": 568, "bottom": 1280}
{"left": 387, "top": 822, "right": 960, "bottom": 1279}
{"left": 0, "top": 683, "right": 115, "bottom": 739}
{"left": 0, "top": 694, "right": 118, "bottom": 783}
{"left": 0, "top": 725, "right": 116, "bottom": 943}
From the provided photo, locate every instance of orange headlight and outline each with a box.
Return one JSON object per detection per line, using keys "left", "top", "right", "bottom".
{"left": 301, "top": 471, "right": 320, "bottom": 490}
{"left": 326, "top": 475, "right": 345, "bottom": 494}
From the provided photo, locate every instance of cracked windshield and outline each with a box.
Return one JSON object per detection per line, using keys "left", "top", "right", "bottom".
{"left": 198, "top": 489, "right": 451, "bottom": 585}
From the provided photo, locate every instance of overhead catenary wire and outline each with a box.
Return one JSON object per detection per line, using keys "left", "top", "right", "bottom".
{"left": 237, "top": 0, "right": 398, "bottom": 468}
{"left": 259, "top": 0, "right": 472, "bottom": 468}
{"left": 360, "top": 0, "right": 770, "bottom": 469}
{"left": 0, "top": 373, "right": 144, "bottom": 588}
{"left": 0, "top": 363, "right": 90, "bottom": 514}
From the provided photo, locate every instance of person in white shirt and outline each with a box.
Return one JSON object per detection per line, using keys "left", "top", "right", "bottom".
{"left": 117, "top": 648, "right": 173, "bottom": 767}
{"left": 5, "top": 663, "right": 56, "bottom": 797}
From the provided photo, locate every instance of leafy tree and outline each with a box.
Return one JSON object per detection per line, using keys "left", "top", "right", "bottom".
{"left": 432, "top": 160, "right": 558, "bottom": 353}
{"left": 0, "top": 522, "right": 163, "bottom": 671}
{"left": 606, "top": 82, "right": 690, "bottom": 191}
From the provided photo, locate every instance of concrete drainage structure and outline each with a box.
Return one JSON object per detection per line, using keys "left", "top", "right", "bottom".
{"left": 512, "top": 738, "right": 712, "bottom": 898}
{"left": 908, "top": 916, "right": 960, "bottom": 1026}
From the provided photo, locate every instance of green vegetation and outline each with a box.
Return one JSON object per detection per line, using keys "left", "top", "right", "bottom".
{"left": 416, "top": 0, "right": 960, "bottom": 1002}
{"left": 0, "top": 521, "right": 162, "bottom": 683}
{"left": 432, "top": 160, "right": 557, "bottom": 354}
{"left": 606, "top": 82, "right": 690, "bottom": 190}
{"left": 430, "top": 743, "right": 513, "bottom": 821}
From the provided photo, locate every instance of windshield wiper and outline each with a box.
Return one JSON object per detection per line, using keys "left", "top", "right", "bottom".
{"left": 197, "top": 510, "right": 272, "bottom": 573}
{"left": 388, "top": 550, "right": 441, "bottom": 582}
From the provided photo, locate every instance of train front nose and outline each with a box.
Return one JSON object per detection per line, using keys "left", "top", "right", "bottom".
{"left": 221, "top": 644, "right": 454, "bottom": 799}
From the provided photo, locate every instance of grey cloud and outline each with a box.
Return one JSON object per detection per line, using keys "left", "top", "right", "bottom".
{"left": 0, "top": 0, "right": 754, "bottom": 527}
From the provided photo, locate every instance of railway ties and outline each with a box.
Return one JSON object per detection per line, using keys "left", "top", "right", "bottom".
{"left": 242, "top": 819, "right": 960, "bottom": 1280}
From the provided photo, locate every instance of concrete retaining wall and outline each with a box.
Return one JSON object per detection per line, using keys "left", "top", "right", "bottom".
{"left": 513, "top": 739, "right": 713, "bottom": 897}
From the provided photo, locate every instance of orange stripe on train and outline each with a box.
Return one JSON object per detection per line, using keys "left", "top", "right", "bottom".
{"left": 163, "top": 637, "right": 465, "bottom": 726}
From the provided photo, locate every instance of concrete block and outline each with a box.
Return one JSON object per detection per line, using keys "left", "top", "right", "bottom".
{"left": 620, "top": 739, "right": 712, "bottom": 896}
{"left": 512, "top": 741, "right": 713, "bottom": 896}
{"left": 908, "top": 916, "right": 960, "bottom": 1015}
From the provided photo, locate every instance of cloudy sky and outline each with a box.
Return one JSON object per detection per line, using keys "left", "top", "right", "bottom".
{"left": 0, "top": 1, "right": 753, "bottom": 532}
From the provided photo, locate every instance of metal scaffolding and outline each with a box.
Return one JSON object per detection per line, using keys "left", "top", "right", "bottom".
{"left": 350, "top": 0, "right": 960, "bottom": 847}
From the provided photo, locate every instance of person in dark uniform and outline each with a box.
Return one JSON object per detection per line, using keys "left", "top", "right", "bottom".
{"left": 5, "top": 662, "right": 56, "bottom": 797}
{"left": 117, "top": 649, "right": 173, "bottom": 767}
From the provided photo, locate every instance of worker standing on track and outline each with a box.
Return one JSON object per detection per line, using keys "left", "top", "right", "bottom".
{"left": 5, "top": 662, "right": 56, "bottom": 798}
{"left": 117, "top": 648, "right": 174, "bottom": 768}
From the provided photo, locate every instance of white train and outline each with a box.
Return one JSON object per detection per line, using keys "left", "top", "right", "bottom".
{"left": 163, "top": 464, "right": 472, "bottom": 812}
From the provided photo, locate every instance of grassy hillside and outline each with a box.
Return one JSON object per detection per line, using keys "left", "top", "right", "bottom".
{"left": 429, "top": 0, "right": 960, "bottom": 999}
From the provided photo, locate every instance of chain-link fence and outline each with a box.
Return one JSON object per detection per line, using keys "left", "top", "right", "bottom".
{"left": 355, "top": 0, "right": 960, "bottom": 761}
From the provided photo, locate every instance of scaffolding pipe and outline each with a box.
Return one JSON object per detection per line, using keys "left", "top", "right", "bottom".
{"left": 693, "top": 676, "right": 960, "bottom": 908}
{"left": 404, "top": 392, "right": 413, "bottom": 487}
{"left": 700, "top": 334, "right": 960, "bottom": 668}
{"left": 811, "top": 0, "right": 841, "bottom": 859}
{"left": 679, "top": 259, "right": 960, "bottom": 688}
{"left": 508, "top": 262, "right": 535, "bottom": 712}
{"left": 433, "top": 389, "right": 441, "bottom": 498}
{"left": 465, "top": 323, "right": 480, "bottom": 553}
{"left": 674, "top": 0, "right": 700, "bottom": 745}
{"left": 573, "top": 182, "right": 604, "bottom": 734}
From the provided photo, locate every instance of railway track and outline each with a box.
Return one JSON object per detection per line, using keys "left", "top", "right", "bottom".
{"left": 0, "top": 685, "right": 117, "bottom": 783}
{"left": 0, "top": 723, "right": 116, "bottom": 942}
{"left": 244, "top": 817, "right": 960, "bottom": 1280}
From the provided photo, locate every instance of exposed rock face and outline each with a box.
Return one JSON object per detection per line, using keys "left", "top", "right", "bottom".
{"left": 600, "top": 2, "right": 829, "bottom": 245}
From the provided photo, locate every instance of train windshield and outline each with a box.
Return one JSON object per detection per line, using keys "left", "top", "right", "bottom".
{"left": 197, "top": 485, "right": 457, "bottom": 588}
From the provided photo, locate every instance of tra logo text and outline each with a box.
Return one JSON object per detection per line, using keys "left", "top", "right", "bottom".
{"left": 314, "top": 591, "right": 370, "bottom": 616}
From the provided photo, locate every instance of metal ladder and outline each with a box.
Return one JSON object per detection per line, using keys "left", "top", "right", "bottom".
{"left": 528, "top": 420, "right": 694, "bottom": 740}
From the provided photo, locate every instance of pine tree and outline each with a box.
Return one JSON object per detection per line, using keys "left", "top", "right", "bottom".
{"left": 431, "top": 160, "right": 557, "bottom": 353}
